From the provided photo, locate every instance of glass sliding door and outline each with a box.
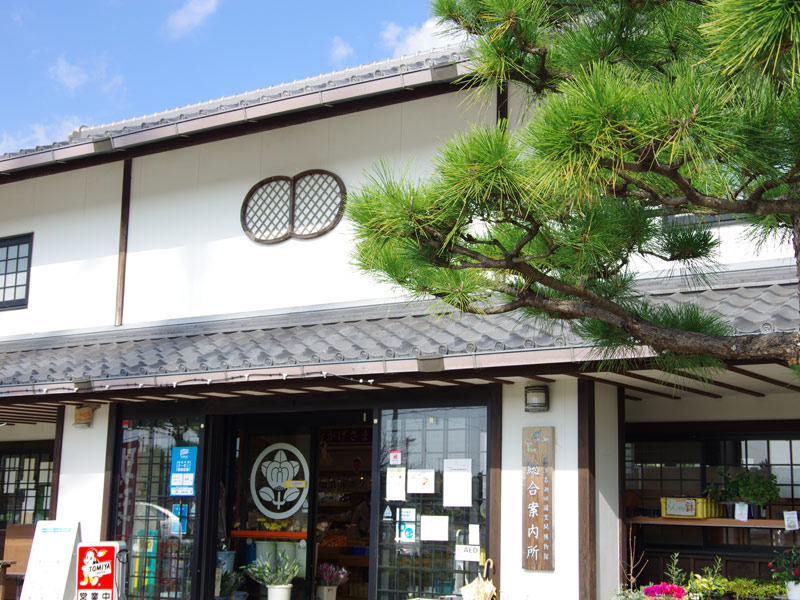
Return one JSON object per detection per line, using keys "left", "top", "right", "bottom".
{"left": 114, "top": 417, "right": 204, "bottom": 600}
{"left": 375, "top": 406, "right": 488, "bottom": 600}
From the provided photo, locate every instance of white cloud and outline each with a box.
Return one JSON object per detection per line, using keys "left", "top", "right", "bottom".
{"left": 102, "top": 74, "right": 126, "bottom": 96}
{"left": 330, "top": 36, "right": 354, "bottom": 64}
{"left": 49, "top": 57, "right": 88, "bottom": 93}
{"left": 0, "top": 116, "right": 83, "bottom": 155}
{"left": 380, "top": 18, "right": 468, "bottom": 57}
{"left": 165, "top": 0, "right": 219, "bottom": 39}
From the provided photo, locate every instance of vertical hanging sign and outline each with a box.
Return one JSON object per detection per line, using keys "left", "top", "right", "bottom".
{"left": 522, "top": 426, "right": 554, "bottom": 570}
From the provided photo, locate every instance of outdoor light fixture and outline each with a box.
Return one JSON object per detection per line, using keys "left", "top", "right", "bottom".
{"left": 72, "top": 405, "right": 97, "bottom": 428}
{"left": 524, "top": 385, "right": 550, "bottom": 412}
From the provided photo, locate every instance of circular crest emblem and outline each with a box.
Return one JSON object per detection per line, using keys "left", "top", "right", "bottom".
{"left": 250, "top": 443, "right": 310, "bottom": 519}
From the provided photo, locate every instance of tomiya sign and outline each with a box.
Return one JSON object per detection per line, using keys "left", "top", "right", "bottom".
{"left": 77, "top": 543, "right": 125, "bottom": 600}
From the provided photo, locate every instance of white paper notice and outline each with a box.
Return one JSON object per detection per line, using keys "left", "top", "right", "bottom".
{"left": 468, "top": 524, "right": 480, "bottom": 546}
{"left": 420, "top": 515, "right": 449, "bottom": 541}
{"left": 443, "top": 458, "right": 472, "bottom": 507}
{"left": 734, "top": 502, "right": 749, "bottom": 522}
{"left": 784, "top": 510, "right": 799, "bottom": 531}
{"left": 386, "top": 468, "right": 407, "bottom": 501}
{"left": 408, "top": 469, "right": 435, "bottom": 494}
{"left": 455, "top": 544, "right": 481, "bottom": 562}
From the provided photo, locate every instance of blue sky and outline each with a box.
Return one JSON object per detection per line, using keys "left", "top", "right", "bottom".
{"left": 0, "top": 1, "right": 463, "bottom": 155}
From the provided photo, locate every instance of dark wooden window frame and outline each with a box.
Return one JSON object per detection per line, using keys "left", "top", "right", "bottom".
{"left": 0, "top": 233, "right": 33, "bottom": 311}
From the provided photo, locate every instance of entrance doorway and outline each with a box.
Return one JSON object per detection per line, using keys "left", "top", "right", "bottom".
{"left": 112, "top": 389, "right": 494, "bottom": 600}
{"left": 218, "top": 411, "right": 373, "bottom": 600}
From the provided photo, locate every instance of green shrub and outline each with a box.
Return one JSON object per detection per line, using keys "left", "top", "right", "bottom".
{"left": 723, "top": 577, "right": 785, "bottom": 600}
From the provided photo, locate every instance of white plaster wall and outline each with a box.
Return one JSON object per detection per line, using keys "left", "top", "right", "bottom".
{"left": 626, "top": 389, "right": 800, "bottom": 422}
{"left": 595, "top": 383, "right": 620, "bottom": 600}
{"left": 56, "top": 405, "right": 109, "bottom": 543}
{"left": 123, "top": 91, "right": 494, "bottom": 324}
{"left": 0, "top": 163, "right": 123, "bottom": 336}
{"left": 0, "top": 422, "right": 55, "bottom": 441}
{"left": 500, "top": 377, "right": 580, "bottom": 600}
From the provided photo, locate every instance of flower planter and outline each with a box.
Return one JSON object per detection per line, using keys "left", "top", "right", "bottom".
{"left": 787, "top": 582, "right": 800, "bottom": 600}
{"left": 316, "top": 585, "right": 337, "bottom": 600}
{"left": 267, "top": 584, "right": 293, "bottom": 600}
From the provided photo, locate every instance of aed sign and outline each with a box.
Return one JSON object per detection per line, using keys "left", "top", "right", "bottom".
{"left": 77, "top": 544, "right": 119, "bottom": 600}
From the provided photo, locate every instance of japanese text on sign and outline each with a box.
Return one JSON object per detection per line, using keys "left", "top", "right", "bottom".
{"left": 169, "top": 446, "right": 197, "bottom": 497}
{"left": 522, "top": 427, "right": 554, "bottom": 571}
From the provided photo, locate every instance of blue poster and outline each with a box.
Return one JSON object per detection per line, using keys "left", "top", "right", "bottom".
{"left": 169, "top": 446, "right": 197, "bottom": 497}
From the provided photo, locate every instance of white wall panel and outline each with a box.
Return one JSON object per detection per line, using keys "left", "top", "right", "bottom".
{"left": 56, "top": 404, "right": 109, "bottom": 543}
{"left": 123, "top": 92, "right": 492, "bottom": 324}
{"left": 0, "top": 163, "right": 122, "bottom": 336}
{"left": 500, "top": 377, "right": 581, "bottom": 600}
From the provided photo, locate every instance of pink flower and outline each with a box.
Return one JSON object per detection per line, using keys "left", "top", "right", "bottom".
{"left": 642, "top": 583, "right": 687, "bottom": 599}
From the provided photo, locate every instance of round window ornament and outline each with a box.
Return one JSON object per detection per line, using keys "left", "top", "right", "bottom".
{"left": 250, "top": 442, "right": 310, "bottom": 519}
{"left": 241, "top": 169, "right": 346, "bottom": 244}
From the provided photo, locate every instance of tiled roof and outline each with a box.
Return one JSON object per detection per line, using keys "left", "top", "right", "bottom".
{"left": 0, "top": 44, "right": 470, "bottom": 167}
{"left": 0, "top": 265, "right": 794, "bottom": 387}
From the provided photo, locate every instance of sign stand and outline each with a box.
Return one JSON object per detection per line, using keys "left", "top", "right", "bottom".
{"left": 20, "top": 521, "right": 82, "bottom": 600}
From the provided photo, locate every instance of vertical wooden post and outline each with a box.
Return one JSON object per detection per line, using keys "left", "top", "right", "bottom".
{"left": 115, "top": 159, "right": 132, "bottom": 326}
{"left": 617, "top": 386, "right": 627, "bottom": 586}
{"left": 488, "top": 384, "right": 503, "bottom": 585}
{"left": 578, "top": 379, "right": 596, "bottom": 600}
{"left": 49, "top": 406, "right": 65, "bottom": 520}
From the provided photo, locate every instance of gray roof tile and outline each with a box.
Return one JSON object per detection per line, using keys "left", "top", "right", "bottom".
{"left": 0, "top": 265, "right": 794, "bottom": 387}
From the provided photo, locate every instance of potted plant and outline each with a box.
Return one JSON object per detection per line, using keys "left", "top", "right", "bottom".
{"left": 769, "top": 546, "right": 800, "bottom": 600}
{"left": 242, "top": 551, "right": 300, "bottom": 600}
{"left": 216, "top": 571, "right": 247, "bottom": 600}
{"left": 734, "top": 468, "right": 780, "bottom": 518}
{"left": 316, "top": 563, "right": 349, "bottom": 600}
{"left": 703, "top": 469, "right": 740, "bottom": 518}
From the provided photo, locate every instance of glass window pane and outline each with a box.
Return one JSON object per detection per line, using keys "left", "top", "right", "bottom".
{"left": 5, "top": 274, "right": 15, "bottom": 287}
{"left": 0, "top": 262, "right": 6, "bottom": 275}
{"left": 377, "top": 406, "right": 488, "bottom": 600}
{"left": 771, "top": 440, "right": 791, "bottom": 465}
{"left": 17, "top": 272, "right": 26, "bottom": 285}
{"left": 18, "top": 244, "right": 28, "bottom": 257}
{"left": 6, "top": 259, "right": 16, "bottom": 274}
{"left": 746, "top": 441, "right": 768, "bottom": 466}
{"left": 114, "top": 417, "right": 203, "bottom": 600}
{"left": 17, "top": 257, "right": 27, "bottom": 272}
{"left": 4, "top": 288, "right": 13, "bottom": 302}
{"left": 7, "top": 246, "right": 17, "bottom": 260}
{"left": 14, "top": 286, "right": 26, "bottom": 300}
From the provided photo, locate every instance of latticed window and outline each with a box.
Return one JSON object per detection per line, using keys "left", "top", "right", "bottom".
{"left": 0, "top": 449, "right": 53, "bottom": 528}
{"left": 241, "top": 170, "right": 346, "bottom": 243}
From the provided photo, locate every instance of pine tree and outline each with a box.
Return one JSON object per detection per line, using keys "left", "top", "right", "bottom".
{"left": 347, "top": 0, "right": 800, "bottom": 370}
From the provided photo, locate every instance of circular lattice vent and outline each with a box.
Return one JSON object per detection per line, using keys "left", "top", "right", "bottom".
{"left": 241, "top": 170, "right": 346, "bottom": 244}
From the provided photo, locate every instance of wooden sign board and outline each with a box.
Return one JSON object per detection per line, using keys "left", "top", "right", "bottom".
{"left": 522, "top": 427, "right": 554, "bottom": 570}
{"left": 20, "top": 521, "right": 81, "bottom": 600}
